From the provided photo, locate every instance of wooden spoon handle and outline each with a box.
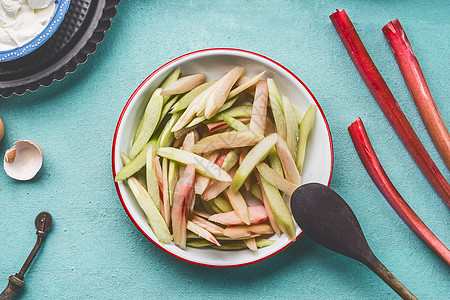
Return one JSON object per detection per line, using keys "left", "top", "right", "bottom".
{"left": 368, "top": 260, "right": 417, "bottom": 300}
{"left": 0, "top": 275, "right": 24, "bottom": 300}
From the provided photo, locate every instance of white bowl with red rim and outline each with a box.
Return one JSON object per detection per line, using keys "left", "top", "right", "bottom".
{"left": 112, "top": 48, "right": 333, "bottom": 267}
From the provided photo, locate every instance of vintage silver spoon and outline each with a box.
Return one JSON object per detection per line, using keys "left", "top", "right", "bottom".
{"left": 291, "top": 183, "right": 416, "bottom": 300}
{"left": 0, "top": 212, "right": 52, "bottom": 300}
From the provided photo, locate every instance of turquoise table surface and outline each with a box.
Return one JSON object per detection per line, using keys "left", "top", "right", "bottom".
{"left": 0, "top": 1, "right": 449, "bottom": 299}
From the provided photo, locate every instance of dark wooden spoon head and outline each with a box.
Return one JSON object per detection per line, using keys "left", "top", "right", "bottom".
{"left": 291, "top": 183, "right": 374, "bottom": 264}
{"left": 35, "top": 212, "right": 52, "bottom": 233}
{"left": 290, "top": 183, "right": 417, "bottom": 300}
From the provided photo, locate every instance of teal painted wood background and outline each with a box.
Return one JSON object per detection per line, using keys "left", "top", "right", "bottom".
{"left": 0, "top": 1, "right": 448, "bottom": 299}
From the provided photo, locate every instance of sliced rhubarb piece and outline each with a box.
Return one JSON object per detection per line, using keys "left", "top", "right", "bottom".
{"left": 249, "top": 80, "right": 269, "bottom": 137}
{"left": 230, "top": 133, "right": 277, "bottom": 193}
{"left": 190, "top": 216, "right": 224, "bottom": 235}
{"left": 171, "top": 81, "right": 216, "bottom": 113}
{"left": 171, "top": 164, "right": 196, "bottom": 249}
{"left": 268, "top": 148, "right": 284, "bottom": 177}
{"left": 244, "top": 237, "right": 258, "bottom": 251}
{"left": 228, "top": 70, "right": 266, "bottom": 99}
{"left": 221, "top": 149, "right": 239, "bottom": 171}
{"left": 129, "top": 89, "right": 164, "bottom": 158}
{"left": 208, "top": 205, "right": 267, "bottom": 226}
{"left": 115, "top": 139, "right": 157, "bottom": 182}
{"left": 255, "top": 173, "right": 281, "bottom": 235}
{"left": 145, "top": 146, "right": 161, "bottom": 210}
{"left": 206, "top": 118, "right": 250, "bottom": 133}
{"left": 119, "top": 152, "right": 146, "bottom": 188}
{"left": 161, "top": 73, "right": 206, "bottom": 96}
{"left": 158, "top": 113, "right": 180, "bottom": 148}
{"left": 260, "top": 175, "right": 296, "bottom": 240}
{"left": 209, "top": 196, "right": 233, "bottom": 213}
{"left": 282, "top": 95, "right": 299, "bottom": 159}
{"left": 168, "top": 160, "right": 178, "bottom": 206}
{"left": 267, "top": 78, "right": 287, "bottom": 140}
{"left": 186, "top": 240, "right": 212, "bottom": 248}
{"left": 193, "top": 210, "right": 211, "bottom": 219}
{"left": 154, "top": 156, "right": 164, "bottom": 210}
{"left": 223, "top": 189, "right": 250, "bottom": 225}
{"left": 206, "top": 105, "right": 253, "bottom": 123}
{"left": 161, "top": 158, "right": 171, "bottom": 226}
{"left": 239, "top": 148, "right": 252, "bottom": 191}
{"left": 222, "top": 224, "right": 274, "bottom": 239}
{"left": 157, "top": 147, "right": 232, "bottom": 181}
{"left": 349, "top": 118, "right": 450, "bottom": 265}
{"left": 181, "top": 130, "right": 198, "bottom": 152}
{"left": 191, "top": 131, "right": 262, "bottom": 154}
{"left": 296, "top": 104, "right": 316, "bottom": 174}
{"left": 187, "top": 220, "right": 221, "bottom": 246}
{"left": 250, "top": 183, "right": 263, "bottom": 201}
{"left": 209, "top": 238, "right": 276, "bottom": 250}
{"left": 128, "top": 177, "right": 171, "bottom": 244}
{"left": 158, "top": 95, "right": 180, "bottom": 127}
{"left": 330, "top": 9, "right": 450, "bottom": 206}
{"left": 171, "top": 82, "right": 217, "bottom": 132}
{"left": 186, "top": 96, "right": 239, "bottom": 128}
{"left": 256, "top": 163, "right": 298, "bottom": 196}
{"left": 383, "top": 19, "right": 450, "bottom": 170}
{"left": 194, "top": 151, "right": 220, "bottom": 194}
{"left": 276, "top": 135, "right": 301, "bottom": 185}
{"left": 204, "top": 66, "right": 245, "bottom": 119}
{"left": 222, "top": 115, "right": 249, "bottom": 132}
{"left": 294, "top": 107, "right": 304, "bottom": 124}
{"left": 201, "top": 167, "right": 236, "bottom": 201}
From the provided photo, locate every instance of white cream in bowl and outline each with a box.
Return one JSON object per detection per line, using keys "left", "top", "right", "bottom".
{"left": 0, "top": 0, "right": 55, "bottom": 51}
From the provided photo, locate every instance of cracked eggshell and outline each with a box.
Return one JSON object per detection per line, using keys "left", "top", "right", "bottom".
{"left": 4, "top": 140, "right": 43, "bottom": 180}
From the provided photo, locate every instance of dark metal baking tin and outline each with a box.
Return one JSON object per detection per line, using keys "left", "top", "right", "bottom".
{"left": 0, "top": 0, "right": 120, "bottom": 98}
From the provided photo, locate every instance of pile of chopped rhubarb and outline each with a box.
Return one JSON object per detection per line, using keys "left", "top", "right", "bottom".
{"left": 115, "top": 67, "right": 316, "bottom": 250}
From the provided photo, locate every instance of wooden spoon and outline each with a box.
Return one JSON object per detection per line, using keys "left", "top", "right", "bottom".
{"left": 291, "top": 183, "right": 416, "bottom": 300}
{"left": 0, "top": 212, "right": 52, "bottom": 300}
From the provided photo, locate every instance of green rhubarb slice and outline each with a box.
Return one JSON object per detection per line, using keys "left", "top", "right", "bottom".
{"left": 282, "top": 95, "right": 299, "bottom": 160}
{"left": 256, "top": 163, "right": 298, "bottom": 196}
{"left": 206, "top": 105, "right": 253, "bottom": 123}
{"left": 157, "top": 147, "right": 232, "bottom": 181}
{"left": 127, "top": 177, "right": 171, "bottom": 244}
{"left": 221, "top": 149, "right": 239, "bottom": 171}
{"left": 115, "top": 139, "right": 157, "bottom": 182}
{"left": 170, "top": 81, "right": 216, "bottom": 113}
{"left": 223, "top": 114, "right": 248, "bottom": 131}
{"left": 119, "top": 152, "right": 146, "bottom": 188}
{"left": 186, "top": 96, "right": 239, "bottom": 128}
{"left": 267, "top": 79, "right": 287, "bottom": 140}
{"left": 129, "top": 89, "right": 164, "bottom": 158}
{"left": 267, "top": 148, "right": 284, "bottom": 177}
{"left": 146, "top": 146, "right": 161, "bottom": 209}
{"left": 297, "top": 104, "right": 316, "bottom": 174}
{"left": 259, "top": 176, "right": 296, "bottom": 240}
{"left": 229, "top": 133, "right": 278, "bottom": 193}
{"left": 210, "top": 196, "right": 233, "bottom": 213}
{"left": 158, "top": 113, "right": 180, "bottom": 148}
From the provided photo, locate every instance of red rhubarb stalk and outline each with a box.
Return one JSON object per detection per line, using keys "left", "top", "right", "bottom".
{"left": 330, "top": 9, "right": 450, "bottom": 208}
{"left": 382, "top": 19, "right": 450, "bottom": 170}
{"left": 349, "top": 118, "right": 450, "bottom": 265}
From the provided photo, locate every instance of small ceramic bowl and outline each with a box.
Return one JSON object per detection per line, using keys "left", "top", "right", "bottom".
{"left": 112, "top": 48, "right": 333, "bottom": 267}
{"left": 0, "top": 0, "right": 71, "bottom": 62}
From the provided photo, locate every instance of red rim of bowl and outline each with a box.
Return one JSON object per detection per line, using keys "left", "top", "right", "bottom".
{"left": 112, "top": 48, "right": 334, "bottom": 268}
